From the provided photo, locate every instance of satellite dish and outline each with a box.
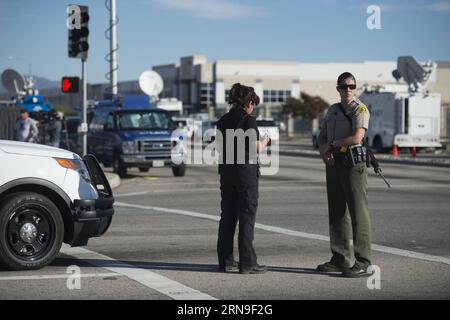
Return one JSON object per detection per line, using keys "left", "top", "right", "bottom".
{"left": 396, "top": 56, "right": 436, "bottom": 92}
{"left": 1, "top": 69, "right": 25, "bottom": 93}
{"left": 139, "top": 70, "right": 163, "bottom": 97}
{"left": 392, "top": 69, "right": 401, "bottom": 82}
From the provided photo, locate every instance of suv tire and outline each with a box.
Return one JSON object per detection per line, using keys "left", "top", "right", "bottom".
{"left": 172, "top": 164, "right": 186, "bottom": 177}
{"left": 373, "top": 136, "right": 384, "bottom": 153}
{"left": 0, "top": 192, "right": 64, "bottom": 270}
{"left": 113, "top": 153, "right": 127, "bottom": 178}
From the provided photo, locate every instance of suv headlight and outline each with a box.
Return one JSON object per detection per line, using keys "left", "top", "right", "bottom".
{"left": 54, "top": 158, "right": 91, "bottom": 183}
{"left": 122, "top": 141, "right": 136, "bottom": 154}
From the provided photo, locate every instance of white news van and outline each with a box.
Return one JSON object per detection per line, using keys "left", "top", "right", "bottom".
{"left": 359, "top": 56, "right": 442, "bottom": 152}
{"left": 360, "top": 85, "right": 441, "bottom": 151}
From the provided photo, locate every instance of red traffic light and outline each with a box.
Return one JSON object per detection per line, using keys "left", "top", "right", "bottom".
{"left": 61, "top": 76, "right": 80, "bottom": 93}
{"left": 81, "top": 12, "right": 89, "bottom": 23}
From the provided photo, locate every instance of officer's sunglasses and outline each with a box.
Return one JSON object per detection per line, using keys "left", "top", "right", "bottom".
{"left": 337, "top": 84, "right": 357, "bottom": 90}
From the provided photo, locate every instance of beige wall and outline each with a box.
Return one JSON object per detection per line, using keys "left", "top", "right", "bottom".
{"left": 152, "top": 56, "right": 450, "bottom": 122}
{"left": 300, "top": 80, "right": 403, "bottom": 104}
{"left": 220, "top": 77, "right": 298, "bottom": 91}
{"left": 428, "top": 67, "right": 450, "bottom": 104}
{"left": 196, "top": 63, "right": 214, "bottom": 83}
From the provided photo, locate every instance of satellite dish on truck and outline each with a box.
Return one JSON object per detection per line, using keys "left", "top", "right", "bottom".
{"left": 139, "top": 70, "right": 163, "bottom": 100}
{"left": 393, "top": 56, "right": 436, "bottom": 92}
{"left": 1, "top": 69, "right": 25, "bottom": 94}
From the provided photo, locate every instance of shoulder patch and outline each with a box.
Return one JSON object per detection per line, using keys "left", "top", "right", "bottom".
{"left": 358, "top": 105, "right": 368, "bottom": 113}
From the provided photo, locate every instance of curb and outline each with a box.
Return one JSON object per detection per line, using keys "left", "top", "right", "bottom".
{"left": 105, "top": 172, "right": 121, "bottom": 189}
{"left": 279, "top": 149, "right": 450, "bottom": 168}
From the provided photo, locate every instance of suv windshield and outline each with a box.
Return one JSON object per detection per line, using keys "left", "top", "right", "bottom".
{"left": 118, "top": 111, "right": 174, "bottom": 130}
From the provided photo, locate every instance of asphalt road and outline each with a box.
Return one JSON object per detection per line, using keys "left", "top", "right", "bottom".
{"left": 1, "top": 154, "right": 450, "bottom": 300}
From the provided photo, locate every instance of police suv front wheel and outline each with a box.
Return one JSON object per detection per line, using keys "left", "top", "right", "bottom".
{"left": 113, "top": 153, "right": 127, "bottom": 178}
{"left": 0, "top": 192, "right": 64, "bottom": 270}
{"left": 172, "top": 164, "right": 186, "bottom": 177}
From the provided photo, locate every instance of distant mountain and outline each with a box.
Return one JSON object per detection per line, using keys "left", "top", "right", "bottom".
{"left": 0, "top": 72, "right": 59, "bottom": 95}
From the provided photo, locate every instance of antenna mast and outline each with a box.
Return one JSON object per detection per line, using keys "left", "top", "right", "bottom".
{"left": 105, "top": 0, "right": 119, "bottom": 96}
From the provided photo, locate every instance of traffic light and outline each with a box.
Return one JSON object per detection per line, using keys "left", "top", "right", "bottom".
{"left": 68, "top": 5, "right": 89, "bottom": 59}
{"left": 61, "top": 76, "right": 80, "bottom": 93}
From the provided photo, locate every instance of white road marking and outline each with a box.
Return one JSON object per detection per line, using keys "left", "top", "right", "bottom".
{"left": 114, "top": 191, "right": 150, "bottom": 197}
{"left": 153, "top": 188, "right": 218, "bottom": 193}
{"left": 60, "top": 245, "right": 216, "bottom": 300}
{"left": 115, "top": 201, "right": 450, "bottom": 266}
{"left": 116, "top": 201, "right": 221, "bottom": 221}
{"left": 114, "top": 183, "right": 449, "bottom": 197}
{"left": 0, "top": 273, "right": 121, "bottom": 281}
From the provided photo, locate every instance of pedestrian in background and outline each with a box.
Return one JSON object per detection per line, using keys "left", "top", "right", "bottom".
{"left": 317, "top": 72, "right": 373, "bottom": 277}
{"left": 47, "top": 111, "right": 64, "bottom": 148}
{"left": 16, "top": 109, "right": 39, "bottom": 143}
{"left": 216, "top": 83, "right": 271, "bottom": 274}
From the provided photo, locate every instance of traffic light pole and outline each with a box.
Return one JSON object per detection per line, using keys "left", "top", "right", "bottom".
{"left": 82, "top": 58, "right": 87, "bottom": 156}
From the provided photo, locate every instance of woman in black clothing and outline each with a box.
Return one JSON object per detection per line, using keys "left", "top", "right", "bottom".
{"left": 216, "top": 83, "right": 270, "bottom": 274}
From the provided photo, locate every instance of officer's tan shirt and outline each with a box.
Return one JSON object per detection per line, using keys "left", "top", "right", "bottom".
{"left": 321, "top": 98, "right": 370, "bottom": 144}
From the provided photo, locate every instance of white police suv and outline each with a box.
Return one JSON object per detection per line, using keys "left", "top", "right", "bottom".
{"left": 0, "top": 140, "right": 114, "bottom": 270}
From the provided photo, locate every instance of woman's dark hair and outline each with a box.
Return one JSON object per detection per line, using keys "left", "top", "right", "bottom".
{"left": 228, "top": 83, "right": 260, "bottom": 109}
{"left": 337, "top": 72, "right": 356, "bottom": 85}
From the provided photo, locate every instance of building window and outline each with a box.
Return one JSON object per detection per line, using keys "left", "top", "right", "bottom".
{"left": 199, "top": 82, "right": 215, "bottom": 107}
{"left": 263, "top": 90, "right": 291, "bottom": 103}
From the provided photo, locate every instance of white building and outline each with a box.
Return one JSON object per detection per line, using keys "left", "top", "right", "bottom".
{"left": 154, "top": 55, "right": 449, "bottom": 110}
{"left": 153, "top": 55, "right": 301, "bottom": 115}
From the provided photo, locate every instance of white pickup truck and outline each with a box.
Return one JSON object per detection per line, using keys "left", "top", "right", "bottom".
{"left": 0, "top": 140, "right": 114, "bottom": 270}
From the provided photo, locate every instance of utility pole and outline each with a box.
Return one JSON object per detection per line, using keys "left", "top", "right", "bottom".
{"left": 82, "top": 59, "right": 87, "bottom": 155}
{"left": 110, "top": 0, "right": 118, "bottom": 95}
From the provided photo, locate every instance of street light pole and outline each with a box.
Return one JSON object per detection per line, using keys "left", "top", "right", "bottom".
{"left": 110, "top": 0, "right": 118, "bottom": 96}
{"left": 82, "top": 58, "right": 87, "bottom": 155}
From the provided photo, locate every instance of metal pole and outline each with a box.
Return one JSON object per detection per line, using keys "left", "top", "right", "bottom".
{"left": 110, "top": 0, "right": 118, "bottom": 95}
{"left": 82, "top": 58, "right": 87, "bottom": 155}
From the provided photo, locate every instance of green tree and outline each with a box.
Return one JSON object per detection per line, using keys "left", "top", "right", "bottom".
{"left": 282, "top": 92, "right": 329, "bottom": 137}
{"left": 282, "top": 93, "right": 329, "bottom": 119}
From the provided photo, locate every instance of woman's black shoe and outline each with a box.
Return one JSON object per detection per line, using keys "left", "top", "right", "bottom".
{"left": 239, "top": 265, "right": 267, "bottom": 274}
{"left": 218, "top": 262, "right": 239, "bottom": 272}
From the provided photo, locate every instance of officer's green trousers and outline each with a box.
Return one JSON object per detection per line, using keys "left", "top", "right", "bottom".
{"left": 325, "top": 161, "right": 372, "bottom": 268}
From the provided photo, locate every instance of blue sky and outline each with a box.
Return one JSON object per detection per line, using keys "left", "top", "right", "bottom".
{"left": 0, "top": 0, "right": 449, "bottom": 84}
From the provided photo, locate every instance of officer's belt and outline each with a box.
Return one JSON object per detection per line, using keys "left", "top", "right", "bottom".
{"left": 331, "top": 146, "right": 348, "bottom": 154}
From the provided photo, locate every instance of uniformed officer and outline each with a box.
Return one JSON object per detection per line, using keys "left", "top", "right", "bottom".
{"left": 317, "top": 72, "right": 373, "bottom": 277}
{"left": 216, "top": 83, "right": 270, "bottom": 274}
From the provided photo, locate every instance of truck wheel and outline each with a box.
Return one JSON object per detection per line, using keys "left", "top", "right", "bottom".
{"left": 138, "top": 167, "right": 150, "bottom": 173}
{"left": 373, "top": 136, "right": 384, "bottom": 153}
{"left": 113, "top": 153, "right": 127, "bottom": 178}
{"left": 0, "top": 192, "right": 64, "bottom": 270}
{"left": 172, "top": 164, "right": 186, "bottom": 177}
